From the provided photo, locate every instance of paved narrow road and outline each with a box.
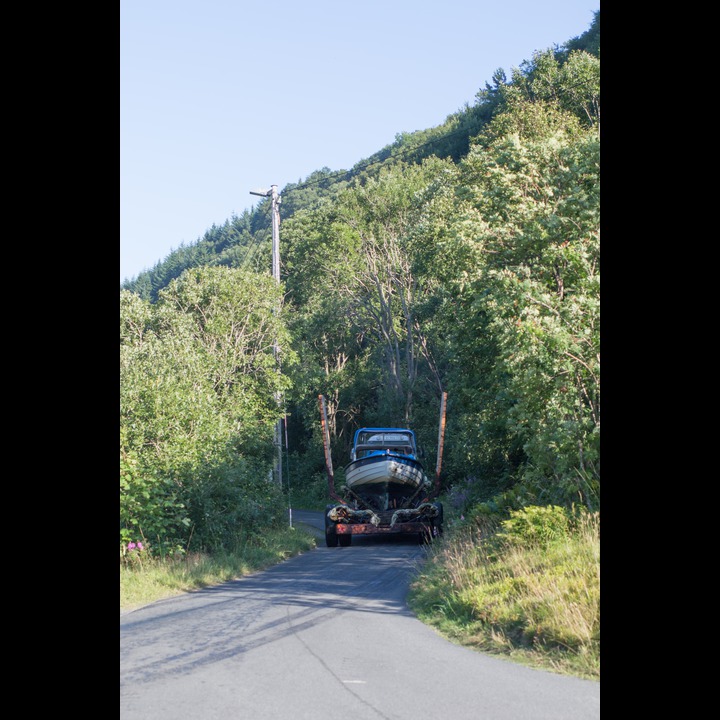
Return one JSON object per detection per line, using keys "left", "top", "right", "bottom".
{"left": 120, "top": 510, "right": 599, "bottom": 720}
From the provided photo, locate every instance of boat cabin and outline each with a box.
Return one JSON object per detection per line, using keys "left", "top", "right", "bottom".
{"left": 350, "top": 428, "right": 418, "bottom": 461}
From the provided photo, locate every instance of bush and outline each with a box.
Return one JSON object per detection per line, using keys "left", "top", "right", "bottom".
{"left": 184, "top": 459, "right": 283, "bottom": 552}
{"left": 497, "top": 505, "right": 570, "bottom": 547}
{"left": 120, "top": 453, "right": 190, "bottom": 557}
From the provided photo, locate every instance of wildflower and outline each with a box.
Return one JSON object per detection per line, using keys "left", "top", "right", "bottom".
{"left": 137, "top": 542, "right": 144, "bottom": 551}
{"left": 128, "top": 542, "right": 137, "bottom": 550}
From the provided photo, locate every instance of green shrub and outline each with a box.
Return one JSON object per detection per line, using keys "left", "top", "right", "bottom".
{"left": 184, "top": 458, "right": 283, "bottom": 552}
{"left": 497, "top": 505, "right": 570, "bottom": 547}
{"left": 120, "top": 452, "right": 190, "bottom": 556}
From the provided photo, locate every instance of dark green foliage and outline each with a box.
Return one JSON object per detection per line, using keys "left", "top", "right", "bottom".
{"left": 184, "top": 457, "right": 285, "bottom": 551}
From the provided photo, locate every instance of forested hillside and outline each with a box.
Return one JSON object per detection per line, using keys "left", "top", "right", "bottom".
{"left": 121, "top": 12, "right": 599, "bottom": 556}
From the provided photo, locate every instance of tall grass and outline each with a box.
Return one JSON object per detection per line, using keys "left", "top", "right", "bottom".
{"left": 408, "top": 508, "right": 600, "bottom": 680}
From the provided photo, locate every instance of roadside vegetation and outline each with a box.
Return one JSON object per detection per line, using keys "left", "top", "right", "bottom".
{"left": 408, "top": 504, "right": 600, "bottom": 680}
{"left": 120, "top": 521, "right": 318, "bottom": 612}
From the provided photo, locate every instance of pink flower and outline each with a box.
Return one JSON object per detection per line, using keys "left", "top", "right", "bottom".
{"left": 128, "top": 542, "right": 136, "bottom": 550}
{"left": 137, "top": 542, "right": 144, "bottom": 551}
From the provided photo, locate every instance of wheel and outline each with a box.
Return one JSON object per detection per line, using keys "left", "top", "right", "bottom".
{"left": 325, "top": 505, "right": 339, "bottom": 547}
{"left": 432, "top": 502, "right": 444, "bottom": 537}
{"left": 338, "top": 532, "right": 351, "bottom": 547}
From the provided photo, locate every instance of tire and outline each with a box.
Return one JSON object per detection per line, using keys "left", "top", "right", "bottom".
{"left": 325, "top": 504, "right": 339, "bottom": 547}
{"left": 325, "top": 527, "right": 338, "bottom": 547}
{"left": 338, "top": 533, "right": 351, "bottom": 547}
{"left": 432, "top": 502, "right": 444, "bottom": 537}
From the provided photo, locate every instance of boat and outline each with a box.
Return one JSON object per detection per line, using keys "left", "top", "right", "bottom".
{"left": 343, "top": 428, "right": 429, "bottom": 510}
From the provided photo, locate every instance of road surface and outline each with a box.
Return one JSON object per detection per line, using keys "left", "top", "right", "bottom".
{"left": 120, "top": 510, "right": 599, "bottom": 719}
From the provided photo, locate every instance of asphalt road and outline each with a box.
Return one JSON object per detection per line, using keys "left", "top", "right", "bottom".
{"left": 120, "top": 510, "right": 600, "bottom": 720}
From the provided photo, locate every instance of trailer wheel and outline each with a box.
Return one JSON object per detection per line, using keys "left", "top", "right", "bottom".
{"left": 325, "top": 505, "right": 339, "bottom": 547}
{"left": 432, "top": 502, "right": 444, "bottom": 537}
{"left": 338, "top": 533, "right": 351, "bottom": 547}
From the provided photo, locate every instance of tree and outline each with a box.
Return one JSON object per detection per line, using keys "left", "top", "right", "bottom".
{"left": 440, "top": 99, "right": 600, "bottom": 507}
{"left": 327, "top": 161, "right": 452, "bottom": 426}
{"left": 120, "top": 266, "right": 293, "bottom": 552}
{"left": 501, "top": 48, "right": 600, "bottom": 131}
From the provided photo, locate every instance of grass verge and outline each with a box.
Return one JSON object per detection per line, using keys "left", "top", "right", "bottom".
{"left": 120, "top": 524, "right": 317, "bottom": 613}
{"left": 407, "top": 509, "right": 600, "bottom": 680}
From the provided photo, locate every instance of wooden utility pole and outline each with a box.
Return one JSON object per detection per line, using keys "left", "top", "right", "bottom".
{"left": 250, "top": 185, "right": 283, "bottom": 486}
{"left": 434, "top": 391, "right": 448, "bottom": 496}
{"left": 318, "top": 394, "right": 342, "bottom": 504}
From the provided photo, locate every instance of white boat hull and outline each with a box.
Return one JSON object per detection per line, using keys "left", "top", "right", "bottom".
{"left": 345, "top": 453, "right": 426, "bottom": 492}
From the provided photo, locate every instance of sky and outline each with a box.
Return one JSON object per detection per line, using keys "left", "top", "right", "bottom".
{"left": 120, "top": 0, "right": 599, "bottom": 283}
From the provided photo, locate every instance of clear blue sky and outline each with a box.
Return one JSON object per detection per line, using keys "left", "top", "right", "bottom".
{"left": 120, "top": 0, "right": 599, "bottom": 283}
